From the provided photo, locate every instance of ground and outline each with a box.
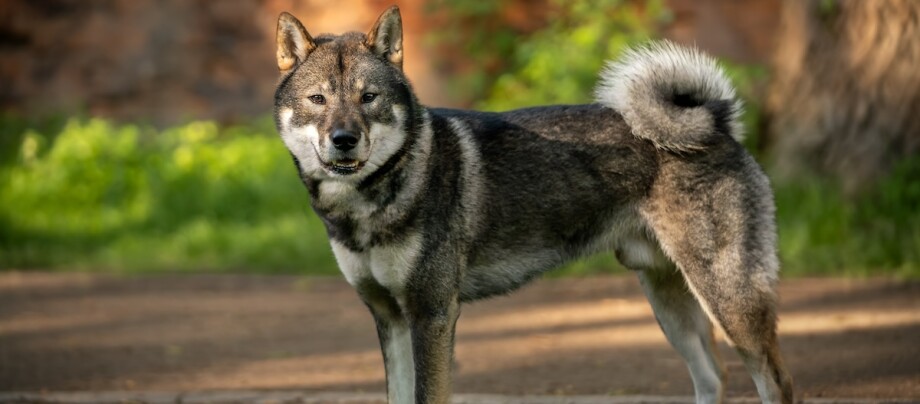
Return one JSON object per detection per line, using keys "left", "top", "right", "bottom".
{"left": 0, "top": 272, "right": 918, "bottom": 402}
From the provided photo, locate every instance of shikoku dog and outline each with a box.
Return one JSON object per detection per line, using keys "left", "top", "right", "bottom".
{"left": 273, "top": 6, "right": 794, "bottom": 404}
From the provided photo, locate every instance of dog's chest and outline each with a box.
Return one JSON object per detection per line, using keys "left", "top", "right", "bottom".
{"left": 330, "top": 232, "right": 423, "bottom": 294}
{"left": 317, "top": 181, "right": 377, "bottom": 217}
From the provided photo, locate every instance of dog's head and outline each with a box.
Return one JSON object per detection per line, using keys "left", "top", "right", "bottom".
{"left": 273, "top": 6, "right": 414, "bottom": 181}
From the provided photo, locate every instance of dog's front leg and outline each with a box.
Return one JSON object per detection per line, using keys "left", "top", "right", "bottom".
{"left": 357, "top": 281, "right": 416, "bottom": 404}
{"left": 376, "top": 313, "right": 416, "bottom": 403}
{"left": 406, "top": 288, "right": 461, "bottom": 404}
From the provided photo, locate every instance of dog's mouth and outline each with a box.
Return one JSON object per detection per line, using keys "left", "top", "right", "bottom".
{"left": 311, "top": 145, "right": 366, "bottom": 176}
{"left": 322, "top": 159, "right": 365, "bottom": 175}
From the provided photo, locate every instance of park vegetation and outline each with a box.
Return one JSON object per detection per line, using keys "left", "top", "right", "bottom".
{"left": 1, "top": 0, "right": 917, "bottom": 277}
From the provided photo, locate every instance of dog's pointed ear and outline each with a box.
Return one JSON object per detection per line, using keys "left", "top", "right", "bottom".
{"left": 276, "top": 12, "right": 315, "bottom": 73}
{"left": 365, "top": 6, "right": 403, "bottom": 69}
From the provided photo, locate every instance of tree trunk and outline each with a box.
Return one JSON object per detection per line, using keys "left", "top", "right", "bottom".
{"left": 763, "top": 0, "right": 920, "bottom": 193}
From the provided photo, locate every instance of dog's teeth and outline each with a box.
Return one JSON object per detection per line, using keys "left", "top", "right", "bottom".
{"left": 336, "top": 160, "right": 358, "bottom": 168}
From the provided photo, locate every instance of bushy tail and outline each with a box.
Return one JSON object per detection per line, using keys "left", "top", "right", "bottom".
{"left": 595, "top": 41, "right": 744, "bottom": 152}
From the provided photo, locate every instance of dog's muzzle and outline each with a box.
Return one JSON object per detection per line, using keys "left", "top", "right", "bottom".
{"left": 332, "top": 129, "right": 359, "bottom": 151}
{"left": 318, "top": 129, "right": 365, "bottom": 175}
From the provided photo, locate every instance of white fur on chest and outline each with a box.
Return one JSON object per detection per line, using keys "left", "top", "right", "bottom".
{"left": 330, "top": 232, "right": 423, "bottom": 294}
{"left": 318, "top": 181, "right": 377, "bottom": 218}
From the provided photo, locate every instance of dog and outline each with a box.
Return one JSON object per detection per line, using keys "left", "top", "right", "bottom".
{"left": 273, "top": 6, "right": 793, "bottom": 404}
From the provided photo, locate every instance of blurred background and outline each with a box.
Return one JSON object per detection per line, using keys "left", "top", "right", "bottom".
{"left": 1, "top": 0, "right": 918, "bottom": 277}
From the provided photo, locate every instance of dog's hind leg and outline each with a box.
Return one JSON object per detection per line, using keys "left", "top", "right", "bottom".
{"left": 669, "top": 261, "right": 792, "bottom": 404}
{"left": 640, "top": 170, "right": 794, "bottom": 404}
{"left": 617, "top": 237, "right": 724, "bottom": 403}
{"left": 636, "top": 266, "right": 725, "bottom": 403}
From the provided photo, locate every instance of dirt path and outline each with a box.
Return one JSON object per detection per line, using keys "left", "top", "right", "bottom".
{"left": 0, "top": 273, "right": 918, "bottom": 400}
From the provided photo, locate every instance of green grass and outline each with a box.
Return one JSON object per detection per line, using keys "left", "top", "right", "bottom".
{"left": 1, "top": 115, "right": 917, "bottom": 277}
{"left": 773, "top": 159, "right": 920, "bottom": 277}
{"left": 0, "top": 115, "right": 337, "bottom": 274}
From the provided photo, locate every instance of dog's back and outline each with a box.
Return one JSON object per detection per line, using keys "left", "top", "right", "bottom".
{"left": 426, "top": 105, "right": 655, "bottom": 299}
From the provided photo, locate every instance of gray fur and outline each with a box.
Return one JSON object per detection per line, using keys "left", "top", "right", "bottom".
{"left": 596, "top": 41, "right": 745, "bottom": 152}
{"left": 273, "top": 7, "right": 793, "bottom": 404}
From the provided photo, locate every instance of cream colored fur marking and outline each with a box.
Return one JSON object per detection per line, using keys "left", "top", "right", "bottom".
{"left": 370, "top": 232, "right": 423, "bottom": 295}
{"left": 385, "top": 322, "right": 415, "bottom": 404}
{"left": 330, "top": 240, "right": 369, "bottom": 286}
{"left": 448, "top": 118, "right": 485, "bottom": 236}
{"left": 278, "top": 108, "right": 322, "bottom": 176}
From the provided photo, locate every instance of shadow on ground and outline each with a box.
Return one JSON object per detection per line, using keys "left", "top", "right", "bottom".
{"left": 0, "top": 273, "right": 918, "bottom": 399}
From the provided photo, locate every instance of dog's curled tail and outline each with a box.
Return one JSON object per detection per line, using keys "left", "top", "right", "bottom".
{"left": 595, "top": 41, "right": 744, "bottom": 152}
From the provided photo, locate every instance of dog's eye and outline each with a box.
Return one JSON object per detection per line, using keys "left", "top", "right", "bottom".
{"left": 308, "top": 95, "right": 326, "bottom": 105}
{"left": 361, "top": 93, "right": 378, "bottom": 104}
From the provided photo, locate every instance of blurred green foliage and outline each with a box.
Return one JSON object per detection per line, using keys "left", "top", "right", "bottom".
{"left": 479, "top": 0, "right": 670, "bottom": 110}
{"left": 773, "top": 160, "right": 920, "bottom": 277}
{"left": 1, "top": 0, "right": 917, "bottom": 277}
{"left": 2, "top": 114, "right": 916, "bottom": 276}
{"left": 0, "top": 115, "right": 336, "bottom": 273}
{"left": 428, "top": 0, "right": 671, "bottom": 110}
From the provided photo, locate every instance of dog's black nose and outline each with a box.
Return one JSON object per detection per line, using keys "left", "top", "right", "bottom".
{"left": 331, "top": 129, "right": 359, "bottom": 151}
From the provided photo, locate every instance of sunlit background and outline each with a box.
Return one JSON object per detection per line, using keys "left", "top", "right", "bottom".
{"left": 1, "top": 0, "right": 917, "bottom": 276}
